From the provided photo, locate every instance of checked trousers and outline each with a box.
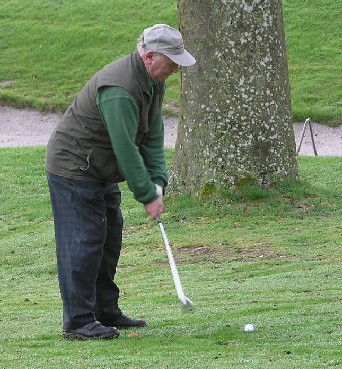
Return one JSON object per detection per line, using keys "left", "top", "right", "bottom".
{"left": 47, "top": 172, "right": 123, "bottom": 331}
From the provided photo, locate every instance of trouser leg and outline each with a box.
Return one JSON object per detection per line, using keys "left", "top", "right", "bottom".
{"left": 95, "top": 182, "right": 123, "bottom": 315}
{"left": 47, "top": 172, "right": 115, "bottom": 331}
{"left": 94, "top": 184, "right": 147, "bottom": 329}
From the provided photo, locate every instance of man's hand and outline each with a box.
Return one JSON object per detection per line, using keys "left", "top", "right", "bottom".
{"left": 144, "top": 197, "right": 163, "bottom": 220}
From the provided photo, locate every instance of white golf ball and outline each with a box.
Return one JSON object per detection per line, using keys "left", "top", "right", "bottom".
{"left": 244, "top": 323, "right": 254, "bottom": 332}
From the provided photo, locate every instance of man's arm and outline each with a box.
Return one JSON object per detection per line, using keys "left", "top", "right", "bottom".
{"left": 97, "top": 86, "right": 159, "bottom": 205}
{"left": 139, "top": 102, "right": 168, "bottom": 190}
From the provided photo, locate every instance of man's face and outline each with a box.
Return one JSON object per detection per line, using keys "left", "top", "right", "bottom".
{"left": 146, "top": 52, "right": 180, "bottom": 83}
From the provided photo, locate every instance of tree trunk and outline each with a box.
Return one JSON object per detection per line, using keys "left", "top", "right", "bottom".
{"left": 170, "top": 0, "right": 298, "bottom": 196}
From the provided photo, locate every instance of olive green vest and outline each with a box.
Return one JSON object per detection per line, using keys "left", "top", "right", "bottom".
{"left": 46, "top": 51, "right": 165, "bottom": 182}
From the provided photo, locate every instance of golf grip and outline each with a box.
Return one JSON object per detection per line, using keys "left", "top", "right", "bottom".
{"left": 156, "top": 217, "right": 187, "bottom": 305}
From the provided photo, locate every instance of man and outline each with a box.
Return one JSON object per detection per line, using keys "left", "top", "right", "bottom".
{"left": 46, "top": 24, "right": 196, "bottom": 340}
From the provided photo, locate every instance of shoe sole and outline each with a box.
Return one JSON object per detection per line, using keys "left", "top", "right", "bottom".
{"left": 115, "top": 323, "right": 147, "bottom": 329}
{"left": 63, "top": 332, "right": 120, "bottom": 340}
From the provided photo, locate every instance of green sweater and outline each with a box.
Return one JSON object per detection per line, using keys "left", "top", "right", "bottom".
{"left": 97, "top": 85, "right": 166, "bottom": 203}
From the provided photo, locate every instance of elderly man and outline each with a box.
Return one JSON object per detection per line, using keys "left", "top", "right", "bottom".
{"left": 46, "top": 24, "right": 196, "bottom": 340}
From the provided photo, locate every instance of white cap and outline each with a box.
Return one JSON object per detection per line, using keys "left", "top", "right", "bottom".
{"left": 142, "top": 24, "right": 196, "bottom": 67}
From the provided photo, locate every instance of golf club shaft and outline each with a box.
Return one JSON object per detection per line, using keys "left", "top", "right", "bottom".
{"left": 156, "top": 217, "right": 187, "bottom": 304}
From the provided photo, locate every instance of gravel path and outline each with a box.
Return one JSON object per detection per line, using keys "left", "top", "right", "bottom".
{"left": 0, "top": 105, "right": 341, "bottom": 156}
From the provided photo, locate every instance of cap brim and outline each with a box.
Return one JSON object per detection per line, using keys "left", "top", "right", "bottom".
{"left": 164, "top": 49, "right": 196, "bottom": 67}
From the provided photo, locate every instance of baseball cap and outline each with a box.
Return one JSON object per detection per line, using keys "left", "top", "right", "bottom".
{"left": 142, "top": 24, "right": 196, "bottom": 67}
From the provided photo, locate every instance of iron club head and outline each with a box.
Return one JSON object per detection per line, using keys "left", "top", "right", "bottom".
{"left": 181, "top": 296, "right": 194, "bottom": 311}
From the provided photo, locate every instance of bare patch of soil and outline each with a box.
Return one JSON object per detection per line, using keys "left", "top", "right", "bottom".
{"left": 173, "top": 243, "right": 286, "bottom": 263}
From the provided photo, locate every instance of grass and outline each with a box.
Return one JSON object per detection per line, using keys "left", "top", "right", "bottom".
{"left": 1, "top": 147, "right": 341, "bottom": 368}
{"left": 0, "top": 0, "right": 341, "bottom": 125}
{"left": 0, "top": 3, "right": 341, "bottom": 365}
{"left": 283, "top": 0, "right": 342, "bottom": 126}
{"left": 0, "top": 0, "right": 179, "bottom": 114}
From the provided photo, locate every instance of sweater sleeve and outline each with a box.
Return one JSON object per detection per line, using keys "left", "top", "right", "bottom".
{"left": 139, "top": 101, "right": 168, "bottom": 189}
{"left": 97, "top": 86, "right": 160, "bottom": 204}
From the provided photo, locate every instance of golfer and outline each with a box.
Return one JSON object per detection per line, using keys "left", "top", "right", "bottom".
{"left": 46, "top": 24, "right": 196, "bottom": 340}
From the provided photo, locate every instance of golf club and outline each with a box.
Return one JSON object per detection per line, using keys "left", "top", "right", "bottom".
{"left": 156, "top": 216, "right": 194, "bottom": 311}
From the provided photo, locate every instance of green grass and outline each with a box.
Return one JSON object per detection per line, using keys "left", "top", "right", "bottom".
{"left": 1, "top": 147, "right": 341, "bottom": 368}
{"left": 0, "top": 0, "right": 179, "bottom": 113}
{"left": 284, "top": 0, "right": 342, "bottom": 126}
{"left": 0, "top": 0, "right": 341, "bottom": 124}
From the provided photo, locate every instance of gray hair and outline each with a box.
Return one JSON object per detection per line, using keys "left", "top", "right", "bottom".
{"left": 137, "top": 33, "right": 145, "bottom": 56}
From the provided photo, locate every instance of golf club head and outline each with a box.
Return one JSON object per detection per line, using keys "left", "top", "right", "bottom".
{"left": 181, "top": 296, "right": 194, "bottom": 311}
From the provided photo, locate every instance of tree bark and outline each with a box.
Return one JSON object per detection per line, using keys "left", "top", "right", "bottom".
{"left": 170, "top": 0, "right": 298, "bottom": 196}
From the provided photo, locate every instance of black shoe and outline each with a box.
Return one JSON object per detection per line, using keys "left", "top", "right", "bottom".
{"left": 63, "top": 321, "right": 120, "bottom": 340}
{"left": 100, "top": 312, "right": 147, "bottom": 329}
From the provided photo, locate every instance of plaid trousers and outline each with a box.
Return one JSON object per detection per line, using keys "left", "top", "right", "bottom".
{"left": 47, "top": 172, "right": 123, "bottom": 331}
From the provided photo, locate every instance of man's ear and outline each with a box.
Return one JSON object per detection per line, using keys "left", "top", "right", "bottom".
{"left": 145, "top": 51, "right": 154, "bottom": 65}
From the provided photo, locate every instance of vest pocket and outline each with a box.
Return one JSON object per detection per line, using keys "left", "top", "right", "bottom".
{"left": 79, "top": 147, "right": 125, "bottom": 183}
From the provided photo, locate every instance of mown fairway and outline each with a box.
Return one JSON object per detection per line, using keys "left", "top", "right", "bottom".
{"left": 1, "top": 148, "right": 341, "bottom": 368}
